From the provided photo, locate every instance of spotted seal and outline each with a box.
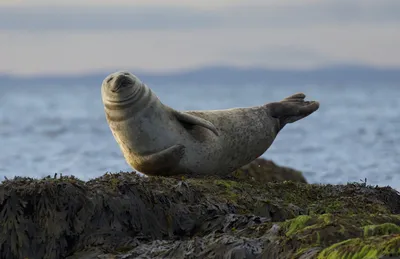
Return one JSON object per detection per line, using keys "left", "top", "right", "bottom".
{"left": 101, "top": 71, "right": 319, "bottom": 176}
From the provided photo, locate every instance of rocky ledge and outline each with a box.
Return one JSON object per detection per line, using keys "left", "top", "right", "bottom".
{"left": 0, "top": 158, "right": 399, "bottom": 259}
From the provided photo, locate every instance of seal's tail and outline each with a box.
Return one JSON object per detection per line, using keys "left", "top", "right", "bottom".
{"left": 268, "top": 92, "right": 320, "bottom": 126}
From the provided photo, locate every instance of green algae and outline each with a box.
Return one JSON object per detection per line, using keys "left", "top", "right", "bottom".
{"left": 318, "top": 235, "right": 400, "bottom": 259}
{"left": 284, "top": 215, "right": 312, "bottom": 236}
{"left": 213, "top": 179, "right": 239, "bottom": 189}
{"left": 279, "top": 213, "right": 400, "bottom": 258}
{"left": 324, "top": 200, "right": 344, "bottom": 213}
{"left": 363, "top": 223, "right": 400, "bottom": 237}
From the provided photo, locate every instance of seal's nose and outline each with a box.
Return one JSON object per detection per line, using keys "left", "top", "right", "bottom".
{"left": 110, "top": 73, "right": 133, "bottom": 92}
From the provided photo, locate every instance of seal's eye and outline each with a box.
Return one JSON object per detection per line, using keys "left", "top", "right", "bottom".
{"left": 106, "top": 76, "right": 114, "bottom": 84}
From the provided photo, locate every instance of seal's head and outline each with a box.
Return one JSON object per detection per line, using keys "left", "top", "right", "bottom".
{"left": 101, "top": 71, "right": 143, "bottom": 104}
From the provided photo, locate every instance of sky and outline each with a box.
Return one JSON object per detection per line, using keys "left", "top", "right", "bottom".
{"left": 1, "top": 0, "right": 400, "bottom": 75}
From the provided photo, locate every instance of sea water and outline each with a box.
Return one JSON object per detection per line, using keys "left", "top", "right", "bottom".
{"left": 0, "top": 81, "right": 399, "bottom": 189}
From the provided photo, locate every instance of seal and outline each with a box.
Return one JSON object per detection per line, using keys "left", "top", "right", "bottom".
{"left": 101, "top": 71, "right": 320, "bottom": 177}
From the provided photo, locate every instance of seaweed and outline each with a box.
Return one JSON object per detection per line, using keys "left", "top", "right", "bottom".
{"left": 0, "top": 159, "right": 399, "bottom": 258}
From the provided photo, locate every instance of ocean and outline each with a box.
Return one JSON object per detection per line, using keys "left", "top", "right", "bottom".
{"left": 1, "top": 80, "right": 399, "bottom": 189}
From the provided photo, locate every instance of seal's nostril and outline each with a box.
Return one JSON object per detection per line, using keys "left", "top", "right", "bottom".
{"left": 107, "top": 76, "right": 114, "bottom": 83}
{"left": 123, "top": 72, "right": 130, "bottom": 76}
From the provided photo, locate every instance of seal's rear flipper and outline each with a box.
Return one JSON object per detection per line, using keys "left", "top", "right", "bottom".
{"left": 173, "top": 110, "right": 219, "bottom": 136}
{"left": 268, "top": 92, "right": 319, "bottom": 126}
{"left": 134, "top": 144, "right": 186, "bottom": 176}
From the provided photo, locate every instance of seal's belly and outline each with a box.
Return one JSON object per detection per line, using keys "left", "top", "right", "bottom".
{"left": 111, "top": 117, "right": 184, "bottom": 155}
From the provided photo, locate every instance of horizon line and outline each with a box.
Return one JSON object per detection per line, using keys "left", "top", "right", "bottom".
{"left": 2, "top": 64, "right": 400, "bottom": 78}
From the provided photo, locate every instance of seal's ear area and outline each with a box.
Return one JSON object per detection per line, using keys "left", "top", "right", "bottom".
{"left": 134, "top": 144, "right": 186, "bottom": 176}
{"left": 173, "top": 110, "right": 219, "bottom": 136}
{"left": 267, "top": 93, "right": 319, "bottom": 125}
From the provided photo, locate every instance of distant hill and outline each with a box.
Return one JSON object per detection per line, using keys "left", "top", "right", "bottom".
{"left": 1, "top": 65, "right": 400, "bottom": 87}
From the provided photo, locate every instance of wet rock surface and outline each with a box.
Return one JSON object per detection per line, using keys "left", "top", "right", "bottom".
{"left": 0, "top": 159, "right": 399, "bottom": 259}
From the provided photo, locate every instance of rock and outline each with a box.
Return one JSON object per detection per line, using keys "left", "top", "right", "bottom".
{"left": 232, "top": 158, "right": 308, "bottom": 184}
{"left": 0, "top": 164, "right": 399, "bottom": 259}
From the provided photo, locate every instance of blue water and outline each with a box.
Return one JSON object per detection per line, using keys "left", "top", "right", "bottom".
{"left": 1, "top": 81, "right": 399, "bottom": 189}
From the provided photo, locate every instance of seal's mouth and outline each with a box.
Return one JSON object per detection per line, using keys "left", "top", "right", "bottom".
{"left": 111, "top": 75, "right": 134, "bottom": 93}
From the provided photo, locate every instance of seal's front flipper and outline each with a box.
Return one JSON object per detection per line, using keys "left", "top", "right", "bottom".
{"left": 134, "top": 144, "right": 186, "bottom": 176}
{"left": 173, "top": 110, "right": 219, "bottom": 136}
{"left": 267, "top": 92, "right": 319, "bottom": 126}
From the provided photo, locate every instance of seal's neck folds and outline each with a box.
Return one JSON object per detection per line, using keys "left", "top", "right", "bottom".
{"left": 103, "top": 84, "right": 156, "bottom": 122}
